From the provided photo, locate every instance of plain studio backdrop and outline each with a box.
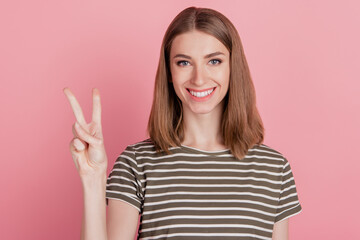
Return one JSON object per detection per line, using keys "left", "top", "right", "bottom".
{"left": 1, "top": 0, "right": 359, "bottom": 239}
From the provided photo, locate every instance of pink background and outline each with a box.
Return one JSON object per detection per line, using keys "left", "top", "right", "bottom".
{"left": 1, "top": 0, "right": 359, "bottom": 239}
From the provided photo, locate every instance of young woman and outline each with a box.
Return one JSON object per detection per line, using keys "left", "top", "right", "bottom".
{"left": 64, "top": 7, "right": 302, "bottom": 240}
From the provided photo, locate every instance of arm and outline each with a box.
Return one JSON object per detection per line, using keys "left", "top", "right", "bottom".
{"left": 107, "top": 199, "right": 140, "bottom": 240}
{"left": 64, "top": 88, "right": 140, "bottom": 240}
{"left": 81, "top": 175, "right": 108, "bottom": 240}
{"left": 81, "top": 176, "right": 140, "bottom": 240}
{"left": 63, "top": 88, "right": 108, "bottom": 240}
{"left": 272, "top": 219, "right": 289, "bottom": 240}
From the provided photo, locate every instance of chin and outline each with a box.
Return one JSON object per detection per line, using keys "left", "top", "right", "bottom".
{"left": 188, "top": 105, "right": 216, "bottom": 115}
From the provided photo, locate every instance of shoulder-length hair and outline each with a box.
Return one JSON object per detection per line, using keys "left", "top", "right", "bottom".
{"left": 147, "top": 6, "right": 264, "bottom": 160}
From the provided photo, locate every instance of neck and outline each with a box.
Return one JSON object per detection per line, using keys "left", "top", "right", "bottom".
{"left": 181, "top": 102, "right": 227, "bottom": 151}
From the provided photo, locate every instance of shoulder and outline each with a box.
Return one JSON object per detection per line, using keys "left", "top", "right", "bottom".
{"left": 127, "top": 138, "right": 156, "bottom": 150}
{"left": 114, "top": 139, "right": 157, "bottom": 168}
{"left": 123, "top": 138, "right": 160, "bottom": 158}
{"left": 248, "top": 143, "right": 289, "bottom": 166}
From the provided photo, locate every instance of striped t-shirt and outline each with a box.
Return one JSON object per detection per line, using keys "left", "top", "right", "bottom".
{"left": 106, "top": 139, "right": 302, "bottom": 240}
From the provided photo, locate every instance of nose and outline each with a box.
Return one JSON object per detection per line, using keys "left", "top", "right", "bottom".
{"left": 190, "top": 64, "right": 207, "bottom": 86}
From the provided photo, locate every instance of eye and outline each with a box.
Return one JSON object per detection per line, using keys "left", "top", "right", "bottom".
{"left": 176, "top": 60, "right": 190, "bottom": 66}
{"left": 209, "top": 59, "right": 222, "bottom": 65}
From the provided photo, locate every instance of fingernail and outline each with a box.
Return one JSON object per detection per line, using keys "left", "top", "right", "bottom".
{"left": 76, "top": 142, "right": 85, "bottom": 151}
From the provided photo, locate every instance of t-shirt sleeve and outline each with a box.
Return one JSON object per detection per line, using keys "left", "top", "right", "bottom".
{"left": 275, "top": 157, "right": 302, "bottom": 222}
{"left": 105, "top": 145, "right": 144, "bottom": 213}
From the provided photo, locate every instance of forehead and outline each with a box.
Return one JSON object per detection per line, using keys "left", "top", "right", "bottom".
{"left": 170, "top": 30, "right": 229, "bottom": 57}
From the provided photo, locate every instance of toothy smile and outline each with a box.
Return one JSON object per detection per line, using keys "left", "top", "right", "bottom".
{"left": 187, "top": 87, "right": 215, "bottom": 98}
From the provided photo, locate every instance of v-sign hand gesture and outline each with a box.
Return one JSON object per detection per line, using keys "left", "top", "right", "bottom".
{"left": 63, "top": 87, "right": 108, "bottom": 181}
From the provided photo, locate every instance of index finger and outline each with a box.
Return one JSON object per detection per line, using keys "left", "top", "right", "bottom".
{"left": 63, "top": 87, "right": 87, "bottom": 125}
{"left": 92, "top": 88, "right": 102, "bottom": 124}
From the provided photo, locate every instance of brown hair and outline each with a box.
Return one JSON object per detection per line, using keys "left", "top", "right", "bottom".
{"left": 147, "top": 6, "right": 264, "bottom": 160}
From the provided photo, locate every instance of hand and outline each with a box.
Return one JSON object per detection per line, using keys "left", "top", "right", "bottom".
{"left": 63, "top": 87, "right": 108, "bottom": 181}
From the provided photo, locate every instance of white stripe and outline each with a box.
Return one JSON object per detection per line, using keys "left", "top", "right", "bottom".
{"left": 136, "top": 153, "right": 284, "bottom": 161}
{"left": 132, "top": 145, "right": 155, "bottom": 150}
{"left": 180, "top": 145, "right": 230, "bottom": 153}
{"left": 276, "top": 202, "right": 301, "bottom": 217}
{"left": 133, "top": 147, "right": 180, "bottom": 154}
{"left": 107, "top": 175, "right": 137, "bottom": 186}
{"left": 248, "top": 147, "right": 283, "bottom": 157}
{"left": 105, "top": 190, "right": 141, "bottom": 204}
{"left": 282, "top": 176, "right": 294, "bottom": 185}
{"left": 140, "top": 223, "right": 272, "bottom": 233}
{"left": 283, "top": 168, "right": 292, "bottom": 177}
{"left": 106, "top": 183, "right": 136, "bottom": 191}
{"left": 145, "top": 183, "right": 281, "bottom": 193}
{"left": 116, "top": 154, "right": 137, "bottom": 167}
{"left": 278, "top": 200, "right": 300, "bottom": 208}
{"left": 142, "top": 206, "right": 277, "bottom": 217}
{"left": 142, "top": 168, "right": 282, "bottom": 176}
{"left": 123, "top": 150, "right": 135, "bottom": 154}
{"left": 134, "top": 146, "right": 283, "bottom": 158}
{"left": 140, "top": 232, "right": 271, "bottom": 240}
{"left": 138, "top": 160, "right": 283, "bottom": 168}
{"left": 276, "top": 204, "right": 302, "bottom": 222}
{"left": 128, "top": 141, "right": 153, "bottom": 148}
{"left": 105, "top": 197, "right": 141, "bottom": 212}
{"left": 283, "top": 161, "right": 290, "bottom": 169}
{"left": 129, "top": 142, "right": 281, "bottom": 155}
{"left": 137, "top": 152, "right": 208, "bottom": 160}
{"left": 113, "top": 161, "right": 139, "bottom": 175}
{"left": 260, "top": 144, "right": 282, "bottom": 153}
{"left": 280, "top": 184, "right": 296, "bottom": 194}
{"left": 144, "top": 199, "right": 279, "bottom": 209}
{"left": 247, "top": 155, "right": 284, "bottom": 161}
{"left": 146, "top": 175, "right": 282, "bottom": 184}
{"left": 279, "top": 192, "right": 298, "bottom": 201}
{"left": 145, "top": 191, "right": 279, "bottom": 201}
{"left": 141, "top": 214, "right": 274, "bottom": 225}
{"left": 111, "top": 168, "right": 139, "bottom": 177}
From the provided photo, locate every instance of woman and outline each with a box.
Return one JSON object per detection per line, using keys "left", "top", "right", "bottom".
{"left": 64, "top": 6, "right": 302, "bottom": 240}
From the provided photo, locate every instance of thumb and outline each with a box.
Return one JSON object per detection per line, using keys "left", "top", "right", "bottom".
{"left": 74, "top": 138, "right": 86, "bottom": 151}
{"left": 69, "top": 138, "right": 87, "bottom": 171}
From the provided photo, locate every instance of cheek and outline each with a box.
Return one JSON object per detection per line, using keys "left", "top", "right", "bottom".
{"left": 170, "top": 67, "right": 181, "bottom": 83}
{"left": 219, "top": 68, "right": 230, "bottom": 93}
{"left": 171, "top": 69, "right": 190, "bottom": 87}
{"left": 171, "top": 78, "right": 185, "bottom": 99}
{"left": 223, "top": 65, "right": 230, "bottom": 83}
{"left": 211, "top": 67, "right": 230, "bottom": 83}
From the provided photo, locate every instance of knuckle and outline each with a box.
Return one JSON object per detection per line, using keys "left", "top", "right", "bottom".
{"left": 72, "top": 124, "right": 77, "bottom": 133}
{"left": 69, "top": 139, "right": 75, "bottom": 148}
{"left": 71, "top": 153, "right": 79, "bottom": 164}
{"left": 96, "top": 138, "right": 104, "bottom": 146}
{"left": 72, "top": 123, "right": 82, "bottom": 136}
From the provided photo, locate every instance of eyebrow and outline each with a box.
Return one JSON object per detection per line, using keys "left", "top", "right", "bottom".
{"left": 173, "top": 51, "right": 225, "bottom": 59}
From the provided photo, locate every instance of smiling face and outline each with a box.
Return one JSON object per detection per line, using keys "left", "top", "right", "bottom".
{"left": 169, "top": 30, "right": 230, "bottom": 116}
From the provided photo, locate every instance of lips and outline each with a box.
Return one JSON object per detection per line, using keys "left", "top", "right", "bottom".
{"left": 186, "top": 87, "right": 216, "bottom": 101}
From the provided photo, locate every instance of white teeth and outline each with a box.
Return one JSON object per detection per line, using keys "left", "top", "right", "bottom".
{"left": 189, "top": 88, "right": 214, "bottom": 98}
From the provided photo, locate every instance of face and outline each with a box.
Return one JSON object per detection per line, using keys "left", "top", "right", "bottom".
{"left": 169, "top": 30, "right": 230, "bottom": 116}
